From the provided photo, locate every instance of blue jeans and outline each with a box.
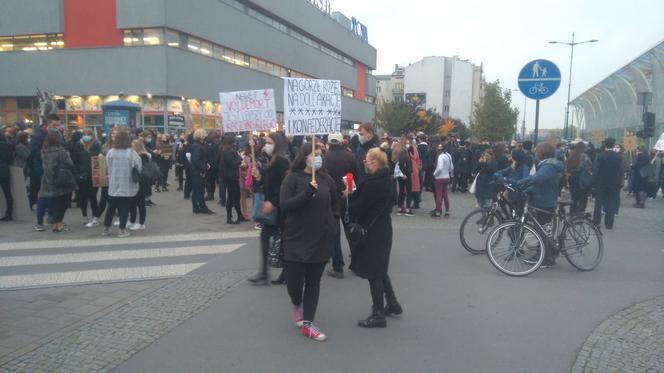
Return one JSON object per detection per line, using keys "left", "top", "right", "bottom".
{"left": 36, "top": 197, "right": 50, "bottom": 226}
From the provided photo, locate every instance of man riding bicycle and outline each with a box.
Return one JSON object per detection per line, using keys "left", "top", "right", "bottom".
{"left": 514, "top": 143, "right": 564, "bottom": 268}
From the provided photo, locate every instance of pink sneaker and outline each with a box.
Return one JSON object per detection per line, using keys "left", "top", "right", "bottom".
{"left": 292, "top": 305, "right": 303, "bottom": 327}
{"left": 300, "top": 322, "right": 327, "bottom": 341}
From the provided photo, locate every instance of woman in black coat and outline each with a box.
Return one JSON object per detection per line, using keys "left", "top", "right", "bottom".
{"left": 219, "top": 134, "right": 247, "bottom": 224}
{"left": 0, "top": 131, "right": 13, "bottom": 221}
{"left": 279, "top": 142, "right": 339, "bottom": 342}
{"left": 248, "top": 131, "right": 290, "bottom": 285}
{"left": 348, "top": 148, "right": 402, "bottom": 328}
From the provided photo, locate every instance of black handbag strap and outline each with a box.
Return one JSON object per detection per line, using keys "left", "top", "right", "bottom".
{"left": 347, "top": 183, "right": 393, "bottom": 230}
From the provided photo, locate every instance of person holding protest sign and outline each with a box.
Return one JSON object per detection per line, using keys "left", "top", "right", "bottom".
{"left": 248, "top": 132, "right": 290, "bottom": 285}
{"left": 279, "top": 142, "right": 339, "bottom": 342}
{"left": 348, "top": 148, "right": 402, "bottom": 328}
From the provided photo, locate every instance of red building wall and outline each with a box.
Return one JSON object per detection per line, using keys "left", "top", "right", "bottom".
{"left": 354, "top": 61, "right": 367, "bottom": 100}
{"left": 64, "top": 0, "right": 122, "bottom": 48}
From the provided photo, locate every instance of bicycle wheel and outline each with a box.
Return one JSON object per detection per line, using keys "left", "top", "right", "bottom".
{"left": 486, "top": 222, "right": 545, "bottom": 276}
{"left": 459, "top": 208, "right": 503, "bottom": 255}
{"left": 561, "top": 217, "right": 603, "bottom": 271}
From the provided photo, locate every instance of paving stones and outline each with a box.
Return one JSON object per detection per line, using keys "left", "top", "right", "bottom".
{"left": 572, "top": 295, "right": 664, "bottom": 373}
{"left": 0, "top": 270, "right": 250, "bottom": 372}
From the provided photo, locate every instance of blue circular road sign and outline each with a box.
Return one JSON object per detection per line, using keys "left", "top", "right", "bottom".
{"left": 518, "top": 59, "right": 561, "bottom": 100}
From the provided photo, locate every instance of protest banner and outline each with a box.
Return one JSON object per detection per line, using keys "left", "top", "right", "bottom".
{"left": 283, "top": 78, "right": 341, "bottom": 136}
{"left": 654, "top": 133, "right": 664, "bottom": 151}
{"left": 284, "top": 78, "right": 342, "bottom": 181}
{"left": 220, "top": 89, "right": 277, "bottom": 133}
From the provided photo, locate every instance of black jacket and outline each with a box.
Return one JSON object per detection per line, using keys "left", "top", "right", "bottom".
{"left": 280, "top": 171, "right": 339, "bottom": 264}
{"left": 0, "top": 140, "right": 13, "bottom": 181}
{"left": 355, "top": 135, "right": 380, "bottom": 182}
{"left": 593, "top": 150, "right": 623, "bottom": 189}
{"left": 71, "top": 141, "right": 101, "bottom": 181}
{"left": 260, "top": 156, "right": 289, "bottom": 208}
{"left": 324, "top": 147, "right": 359, "bottom": 196}
{"left": 190, "top": 142, "right": 208, "bottom": 175}
{"left": 348, "top": 168, "right": 394, "bottom": 279}
{"left": 219, "top": 148, "right": 241, "bottom": 180}
{"left": 475, "top": 161, "right": 498, "bottom": 200}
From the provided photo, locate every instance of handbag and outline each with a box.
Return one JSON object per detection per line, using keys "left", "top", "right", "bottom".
{"left": 469, "top": 174, "right": 479, "bottom": 194}
{"left": 141, "top": 161, "right": 162, "bottom": 184}
{"left": 252, "top": 192, "right": 278, "bottom": 226}
{"left": 268, "top": 230, "right": 283, "bottom": 268}
{"left": 345, "top": 186, "right": 392, "bottom": 248}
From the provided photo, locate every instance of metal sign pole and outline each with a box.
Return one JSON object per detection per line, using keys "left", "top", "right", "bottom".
{"left": 534, "top": 99, "right": 540, "bottom": 145}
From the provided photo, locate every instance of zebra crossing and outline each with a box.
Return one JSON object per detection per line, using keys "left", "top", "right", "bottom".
{"left": 0, "top": 231, "right": 258, "bottom": 290}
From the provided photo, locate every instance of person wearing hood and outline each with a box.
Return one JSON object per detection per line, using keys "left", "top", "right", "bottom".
{"left": 515, "top": 142, "right": 564, "bottom": 268}
{"left": 494, "top": 149, "right": 530, "bottom": 185}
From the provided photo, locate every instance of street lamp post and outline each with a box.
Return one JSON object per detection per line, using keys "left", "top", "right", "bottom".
{"left": 549, "top": 33, "right": 598, "bottom": 140}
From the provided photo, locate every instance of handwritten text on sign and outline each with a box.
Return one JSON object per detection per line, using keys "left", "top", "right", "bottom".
{"left": 284, "top": 78, "right": 341, "bottom": 135}
{"left": 220, "top": 89, "right": 276, "bottom": 132}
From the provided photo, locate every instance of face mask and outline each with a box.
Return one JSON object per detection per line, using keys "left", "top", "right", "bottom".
{"left": 358, "top": 135, "right": 368, "bottom": 144}
{"left": 365, "top": 163, "right": 372, "bottom": 174}
{"left": 263, "top": 143, "right": 274, "bottom": 155}
{"left": 82, "top": 135, "right": 93, "bottom": 142}
{"left": 405, "top": 143, "right": 411, "bottom": 149}
{"left": 314, "top": 155, "right": 323, "bottom": 170}
{"left": 146, "top": 137, "right": 153, "bottom": 142}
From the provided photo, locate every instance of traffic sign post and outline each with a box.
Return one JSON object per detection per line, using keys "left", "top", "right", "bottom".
{"left": 518, "top": 59, "right": 561, "bottom": 144}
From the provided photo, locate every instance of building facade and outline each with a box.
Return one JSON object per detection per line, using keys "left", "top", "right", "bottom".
{"left": 403, "top": 56, "right": 483, "bottom": 125}
{"left": 0, "top": 0, "right": 377, "bottom": 133}
{"left": 375, "top": 65, "right": 405, "bottom": 104}
{"left": 572, "top": 40, "right": 664, "bottom": 145}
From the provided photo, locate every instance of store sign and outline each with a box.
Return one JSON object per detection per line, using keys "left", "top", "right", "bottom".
{"left": 219, "top": 89, "right": 277, "bottom": 133}
{"left": 351, "top": 17, "right": 368, "bottom": 42}
{"left": 310, "top": 0, "right": 331, "bottom": 14}
{"left": 104, "top": 110, "right": 130, "bottom": 127}
{"left": 284, "top": 78, "right": 341, "bottom": 136}
{"left": 168, "top": 115, "right": 185, "bottom": 128}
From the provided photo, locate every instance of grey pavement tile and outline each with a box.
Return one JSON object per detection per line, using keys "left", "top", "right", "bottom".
{"left": 90, "top": 296, "right": 124, "bottom": 308}
{"left": 0, "top": 345, "right": 13, "bottom": 358}
{"left": 65, "top": 304, "right": 105, "bottom": 317}
{"left": 0, "top": 333, "right": 41, "bottom": 350}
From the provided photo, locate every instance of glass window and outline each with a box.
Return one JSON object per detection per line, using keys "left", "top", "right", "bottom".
{"left": 142, "top": 28, "right": 163, "bottom": 45}
{"left": 17, "top": 98, "right": 35, "bottom": 110}
{"left": 166, "top": 29, "right": 179, "bottom": 47}
{"left": 250, "top": 56, "right": 260, "bottom": 70}
{"left": 222, "top": 47, "right": 234, "bottom": 62}
{"left": 200, "top": 41, "right": 213, "bottom": 56}
{"left": 144, "top": 115, "right": 165, "bottom": 127}
{"left": 0, "top": 36, "right": 14, "bottom": 52}
{"left": 85, "top": 114, "right": 103, "bottom": 127}
{"left": 187, "top": 37, "right": 201, "bottom": 52}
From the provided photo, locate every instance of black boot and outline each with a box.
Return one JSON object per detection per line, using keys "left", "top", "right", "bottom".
{"left": 358, "top": 308, "right": 387, "bottom": 328}
{"left": 385, "top": 301, "right": 403, "bottom": 316}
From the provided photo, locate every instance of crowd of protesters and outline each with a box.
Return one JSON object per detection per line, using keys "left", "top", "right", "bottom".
{"left": 2, "top": 117, "right": 664, "bottom": 342}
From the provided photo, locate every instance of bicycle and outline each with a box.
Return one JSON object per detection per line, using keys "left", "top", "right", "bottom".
{"left": 485, "top": 186, "right": 603, "bottom": 277}
{"left": 459, "top": 188, "right": 514, "bottom": 255}
{"left": 528, "top": 83, "right": 549, "bottom": 95}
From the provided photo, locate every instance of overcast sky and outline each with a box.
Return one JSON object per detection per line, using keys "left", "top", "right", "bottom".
{"left": 332, "top": 0, "right": 664, "bottom": 131}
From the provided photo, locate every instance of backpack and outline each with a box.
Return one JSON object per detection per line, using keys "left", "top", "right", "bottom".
{"left": 140, "top": 160, "right": 162, "bottom": 185}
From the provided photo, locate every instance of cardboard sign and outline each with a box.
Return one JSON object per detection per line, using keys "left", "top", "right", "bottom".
{"left": 91, "top": 156, "right": 109, "bottom": 188}
{"left": 623, "top": 134, "right": 637, "bottom": 152}
{"left": 654, "top": 133, "right": 664, "bottom": 151}
{"left": 284, "top": 78, "right": 341, "bottom": 136}
{"left": 220, "top": 89, "right": 277, "bottom": 133}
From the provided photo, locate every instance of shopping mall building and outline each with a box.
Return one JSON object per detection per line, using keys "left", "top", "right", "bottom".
{"left": 0, "top": 0, "right": 377, "bottom": 133}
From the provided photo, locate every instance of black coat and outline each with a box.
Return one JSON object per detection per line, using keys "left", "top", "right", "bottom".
{"left": 348, "top": 168, "right": 394, "bottom": 279}
{"left": 593, "top": 150, "right": 623, "bottom": 190}
{"left": 0, "top": 140, "right": 12, "bottom": 181}
{"left": 219, "top": 148, "right": 241, "bottom": 181}
{"left": 260, "top": 156, "right": 290, "bottom": 208}
{"left": 280, "top": 171, "right": 339, "bottom": 264}
{"left": 190, "top": 142, "right": 208, "bottom": 175}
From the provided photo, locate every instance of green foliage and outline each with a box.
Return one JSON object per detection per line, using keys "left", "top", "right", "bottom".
{"left": 374, "top": 100, "right": 411, "bottom": 136}
{"left": 470, "top": 81, "right": 520, "bottom": 141}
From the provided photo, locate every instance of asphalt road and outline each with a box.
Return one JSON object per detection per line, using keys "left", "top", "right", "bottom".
{"left": 112, "top": 192, "right": 664, "bottom": 373}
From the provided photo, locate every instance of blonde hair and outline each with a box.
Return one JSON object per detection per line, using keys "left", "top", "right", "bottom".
{"left": 132, "top": 139, "right": 148, "bottom": 155}
{"left": 367, "top": 147, "right": 388, "bottom": 169}
{"left": 193, "top": 129, "right": 207, "bottom": 142}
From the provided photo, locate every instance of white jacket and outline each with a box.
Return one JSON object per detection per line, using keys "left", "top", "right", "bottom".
{"left": 434, "top": 152, "right": 454, "bottom": 179}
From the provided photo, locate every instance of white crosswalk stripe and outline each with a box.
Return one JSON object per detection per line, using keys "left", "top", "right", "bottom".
{"left": 0, "top": 235, "right": 254, "bottom": 290}
{"left": 0, "top": 263, "right": 207, "bottom": 289}
{"left": 0, "top": 244, "right": 244, "bottom": 267}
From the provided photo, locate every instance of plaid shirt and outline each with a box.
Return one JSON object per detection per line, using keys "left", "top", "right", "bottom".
{"left": 107, "top": 148, "right": 141, "bottom": 197}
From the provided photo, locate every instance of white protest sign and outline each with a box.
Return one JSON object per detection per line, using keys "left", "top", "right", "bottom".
{"left": 654, "top": 133, "right": 664, "bottom": 151}
{"left": 219, "top": 89, "right": 276, "bottom": 133}
{"left": 284, "top": 78, "right": 341, "bottom": 136}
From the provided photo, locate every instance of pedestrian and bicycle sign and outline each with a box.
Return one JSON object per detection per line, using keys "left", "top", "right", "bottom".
{"left": 518, "top": 59, "right": 561, "bottom": 100}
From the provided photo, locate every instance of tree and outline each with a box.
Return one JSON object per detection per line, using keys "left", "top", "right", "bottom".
{"left": 438, "top": 118, "right": 456, "bottom": 136}
{"left": 437, "top": 118, "right": 471, "bottom": 139}
{"left": 470, "top": 81, "right": 520, "bottom": 141}
{"left": 374, "top": 100, "right": 410, "bottom": 136}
